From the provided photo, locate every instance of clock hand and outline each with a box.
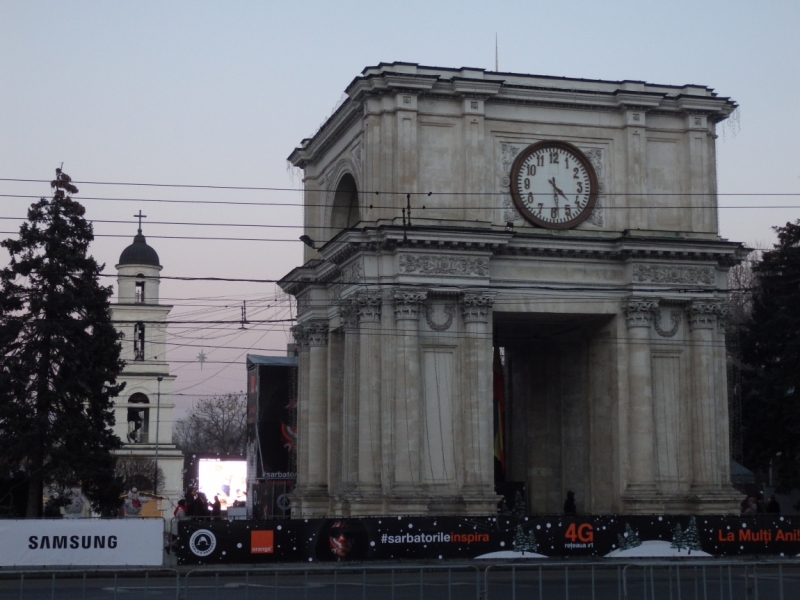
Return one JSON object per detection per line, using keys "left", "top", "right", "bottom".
{"left": 549, "top": 177, "right": 570, "bottom": 202}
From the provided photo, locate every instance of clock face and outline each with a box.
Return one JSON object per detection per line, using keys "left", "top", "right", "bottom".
{"left": 510, "top": 141, "right": 598, "bottom": 229}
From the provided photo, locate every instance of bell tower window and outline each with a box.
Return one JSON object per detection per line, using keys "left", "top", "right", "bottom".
{"left": 133, "top": 322, "right": 145, "bottom": 361}
{"left": 126, "top": 393, "right": 150, "bottom": 443}
{"left": 135, "top": 278, "right": 145, "bottom": 304}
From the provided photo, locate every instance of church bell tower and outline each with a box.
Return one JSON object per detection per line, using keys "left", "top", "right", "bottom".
{"left": 110, "top": 217, "right": 184, "bottom": 511}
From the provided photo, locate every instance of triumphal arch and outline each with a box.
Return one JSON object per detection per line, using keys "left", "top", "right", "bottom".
{"left": 279, "top": 62, "right": 745, "bottom": 517}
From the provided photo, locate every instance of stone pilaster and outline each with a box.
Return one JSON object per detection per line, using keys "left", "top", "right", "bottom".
{"left": 459, "top": 292, "right": 498, "bottom": 513}
{"left": 687, "top": 301, "right": 721, "bottom": 490}
{"left": 304, "top": 321, "right": 329, "bottom": 515}
{"left": 354, "top": 291, "right": 382, "bottom": 503}
{"left": 622, "top": 298, "right": 659, "bottom": 503}
{"left": 338, "top": 302, "right": 359, "bottom": 502}
{"left": 391, "top": 290, "right": 427, "bottom": 503}
{"left": 290, "top": 325, "right": 310, "bottom": 491}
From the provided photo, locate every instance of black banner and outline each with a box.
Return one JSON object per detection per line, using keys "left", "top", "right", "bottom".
{"left": 176, "top": 515, "right": 800, "bottom": 564}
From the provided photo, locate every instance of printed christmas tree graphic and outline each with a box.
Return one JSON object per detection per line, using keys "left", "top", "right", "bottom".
{"left": 513, "top": 525, "right": 539, "bottom": 554}
{"left": 683, "top": 517, "right": 702, "bottom": 554}
{"left": 670, "top": 523, "right": 685, "bottom": 551}
{"left": 617, "top": 523, "right": 642, "bottom": 550}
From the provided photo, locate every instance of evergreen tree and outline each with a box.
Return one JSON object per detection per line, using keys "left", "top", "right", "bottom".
{"left": 512, "top": 525, "right": 539, "bottom": 553}
{"left": 670, "top": 523, "right": 685, "bottom": 551}
{"left": 617, "top": 523, "right": 642, "bottom": 550}
{"left": 683, "top": 517, "right": 702, "bottom": 554}
{"left": 740, "top": 221, "right": 800, "bottom": 490}
{"left": 0, "top": 170, "right": 125, "bottom": 517}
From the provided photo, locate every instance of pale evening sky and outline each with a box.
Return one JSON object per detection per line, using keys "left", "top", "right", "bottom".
{"left": 1, "top": 1, "right": 798, "bottom": 419}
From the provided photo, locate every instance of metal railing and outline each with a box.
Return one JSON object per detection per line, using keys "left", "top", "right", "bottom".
{"left": 1, "top": 560, "right": 798, "bottom": 600}
{"left": 0, "top": 568, "right": 180, "bottom": 600}
{"left": 184, "top": 564, "right": 482, "bottom": 600}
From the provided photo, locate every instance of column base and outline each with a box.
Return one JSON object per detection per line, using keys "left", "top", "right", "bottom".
{"left": 289, "top": 486, "right": 331, "bottom": 518}
{"left": 622, "top": 486, "right": 743, "bottom": 514}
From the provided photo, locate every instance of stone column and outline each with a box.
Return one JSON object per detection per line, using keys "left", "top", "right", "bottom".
{"left": 392, "top": 290, "right": 427, "bottom": 493}
{"left": 305, "top": 321, "right": 329, "bottom": 499}
{"left": 355, "top": 291, "right": 382, "bottom": 496}
{"left": 460, "top": 292, "right": 496, "bottom": 510}
{"left": 623, "top": 298, "right": 659, "bottom": 495}
{"left": 290, "top": 325, "right": 310, "bottom": 490}
{"left": 688, "top": 300, "right": 721, "bottom": 490}
{"left": 338, "top": 302, "right": 360, "bottom": 499}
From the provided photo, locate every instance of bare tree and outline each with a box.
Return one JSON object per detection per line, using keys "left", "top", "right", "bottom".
{"left": 114, "top": 457, "right": 165, "bottom": 494}
{"left": 173, "top": 394, "right": 247, "bottom": 455}
{"left": 726, "top": 248, "right": 761, "bottom": 462}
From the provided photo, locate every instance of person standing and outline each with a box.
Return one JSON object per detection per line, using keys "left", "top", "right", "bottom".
{"left": 564, "top": 491, "right": 577, "bottom": 515}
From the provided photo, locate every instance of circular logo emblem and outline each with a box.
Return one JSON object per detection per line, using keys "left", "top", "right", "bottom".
{"left": 277, "top": 494, "right": 291, "bottom": 511}
{"left": 189, "top": 529, "right": 217, "bottom": 557}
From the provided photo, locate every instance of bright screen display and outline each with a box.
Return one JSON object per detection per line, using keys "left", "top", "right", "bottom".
{"left": 197, "top": 459, "right": 247, "bottom": 509}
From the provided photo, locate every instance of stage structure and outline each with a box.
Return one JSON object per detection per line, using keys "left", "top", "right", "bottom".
{"left": 110, "top": 223, "right": 183, "bottom": 511}
{"left": 246, "top": 354, "right": 298, "bottom": 519}
{"left": 279, "top": 62, "right": 746, "bottom": 517}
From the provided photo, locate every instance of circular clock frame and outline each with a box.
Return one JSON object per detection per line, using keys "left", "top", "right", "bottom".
{"left": 509, "top": 140, "right": 599, "bottom": 230}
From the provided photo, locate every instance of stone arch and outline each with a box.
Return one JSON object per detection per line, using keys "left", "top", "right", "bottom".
{"left": 326, "top": 158, "right": 361, "bottom": 238}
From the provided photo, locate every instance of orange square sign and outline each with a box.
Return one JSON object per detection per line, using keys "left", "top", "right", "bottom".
{"left": 251, "top": 530, "right": 274, "bottom": 554}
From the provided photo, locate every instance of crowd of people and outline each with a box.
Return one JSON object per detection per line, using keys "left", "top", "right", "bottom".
{"left": 741, "top": 492, "right": 781, "bottom": 515}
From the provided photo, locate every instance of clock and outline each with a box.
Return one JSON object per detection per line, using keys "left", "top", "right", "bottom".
{"left": 510, "top": 141, "right": 598, "bottom": 229}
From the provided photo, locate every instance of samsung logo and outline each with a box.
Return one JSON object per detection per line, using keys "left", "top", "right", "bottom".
{"left": 28, "top": 535, "right": 118, "bottom": 550}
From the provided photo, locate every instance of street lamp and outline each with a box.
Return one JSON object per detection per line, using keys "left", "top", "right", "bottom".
{"left": 154, "top": 376, "right": 163, "bottom": 497}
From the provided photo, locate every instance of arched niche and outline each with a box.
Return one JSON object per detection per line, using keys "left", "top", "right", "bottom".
{"left": 126, "top": 393, "right": 150, "bottom": 444}
{"left": 330, "top": 173, "right": 360, "bottom": 235}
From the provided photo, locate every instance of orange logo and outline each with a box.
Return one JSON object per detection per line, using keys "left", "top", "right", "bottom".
{"left": 251, "top": 530, "right": 274, "bottom": 554}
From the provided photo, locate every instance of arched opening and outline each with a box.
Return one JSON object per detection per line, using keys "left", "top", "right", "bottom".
{"left": 135, "top": 274, "right": 145, "bottom": 304}
{"left": 330, "top": 173, "right": 360, "bottom": 235}
{"left": 127, "top": 393, "right": 150, "bottom": 444}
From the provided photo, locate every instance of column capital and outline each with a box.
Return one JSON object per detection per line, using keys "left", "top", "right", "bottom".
{"left": 355, "top": 291, "right": 382, "bottom": 323}
{"left": 339, "top": 301, "right": 359, "bottom": 330}
{"left": 688, "top": 300, "right": 727, "bottom": 330}
{"left": 305, "top": 321, "right": 329, "bottom": 346}
{"left": 460, "top": 292, "right": 494, "bottom": 323}
{"left": 393, "top": 290, "right": 428, "bottom": 321}
{"left": 291, "top": 324, "right": 310, "bottom": 351}
{"left": 623, "top": 297, "right": 659, "bottom": 328}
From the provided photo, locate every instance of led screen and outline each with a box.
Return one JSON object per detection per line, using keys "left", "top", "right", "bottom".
{"left": 197, "top": 459, "right": 247, "bottom": 509}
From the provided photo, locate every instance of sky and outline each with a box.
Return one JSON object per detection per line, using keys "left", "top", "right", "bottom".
{"left": 1, "top": 1, "right": 798, "bottom": 420}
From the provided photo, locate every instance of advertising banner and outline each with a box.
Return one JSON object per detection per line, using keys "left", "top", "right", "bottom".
{"left": 0, "top": 519, "right": 164, "bottom": 567}
{"left": 176, "top": 515, "right": 800, "bottom": 565}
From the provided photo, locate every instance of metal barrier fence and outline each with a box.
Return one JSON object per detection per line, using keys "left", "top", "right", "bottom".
{"left": 483, "top": 560, "right": 800, "bottom": 600}
{"left": 0, "top": 569, "right": 180, "bottom": 600}
{"left": 184, "top": 565, "right": 482, "bottom": 600}
{"left": 0, "top": 561, "right": 798, "bottom": 600}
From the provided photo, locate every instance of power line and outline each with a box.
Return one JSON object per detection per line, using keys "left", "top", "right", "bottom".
{"left": 2, "top": 178, "right": 799, "bottom": 197}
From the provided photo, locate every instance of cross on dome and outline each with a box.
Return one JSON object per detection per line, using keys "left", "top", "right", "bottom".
{"left": 134, "top": 210, "right": 147, "bottom": 233}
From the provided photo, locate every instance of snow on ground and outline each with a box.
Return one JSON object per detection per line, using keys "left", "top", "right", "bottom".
{"left": 474, "top": 550, "right": 548, "bottom": 559}
{"left": 605, "top": 540, "right": 711, "bottom": 558}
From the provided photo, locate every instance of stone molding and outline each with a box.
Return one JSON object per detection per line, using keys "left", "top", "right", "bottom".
{"left": 460, "top": 293, "right": 494, "bottom": 323}
{"left": 623, "top": 298, "right": 659, "bottom": 328}
{"left": 393, "top": 290, "right": 428, "bottom": 321}
{"left": 355, "top": 291, "right": 382, "bottom": 323}
{"left": 688, "top": 301, "right": 727, "bottom": 330}
{"left": 296, "top": 292, "right": 311, "bottom": 316}
{"left": 653, "top": 309, "right": 681, "bottom": 338}
{"left": 399, "top": 254, "right": 489, "bottom": 277}
{"left": 424, "top": 303, "right": 456, "bottom": 332}
{"left": 305, "top": 322, "right": 329, "bottom": 346}
{"left": 632, "top": 264, "right": 715, "bottom": 286}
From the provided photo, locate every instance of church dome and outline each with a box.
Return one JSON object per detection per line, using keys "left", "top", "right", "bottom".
{"left": 118, "top": 231, "right": 160, "bottom": 266}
